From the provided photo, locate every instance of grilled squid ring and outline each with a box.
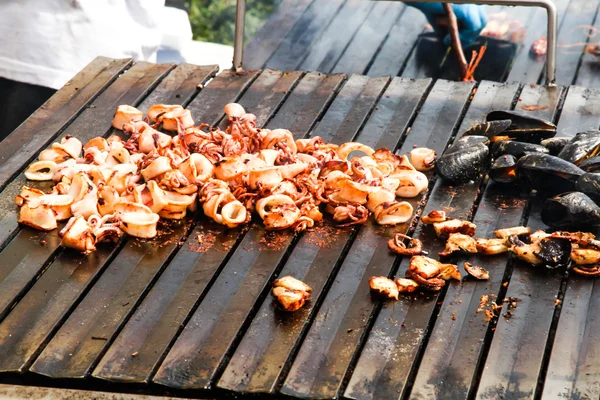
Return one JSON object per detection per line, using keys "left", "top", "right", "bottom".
{"left": 60, "top": 216, "right": 96, "bottom": 253}
{"left": 118, "top": 212, "right": 160, "bottom": 239}
{"left": 39, "top": 148, "right": 71, "bottom": 164}
{"left": 214, "top": 156, "right": 250, "bottom": 181}
{"left": 159, "top": 191, "right": 196, "bottom": 219}
{"left": 147, "top": 104, "right": 194, "bottom": 131}
{"left": 256, "top": 194, "right": 301, "bottom": 230}
{"left": 366, "top": 188, "right": 396, "bottom": 212}
{"left": 390, "top": 170, "right": 428, "bottom": 198}
{"left": 409, "top": 148, "right": 436, "bottom": 171}
{"left": 261, "top": 129, "right": 297, "bottom": 154}
{"left": 178, "top": 153, "right": 215, "bottom": 183}
{"left": 40, "top": 194, "right": 74, "bottom": 221}
{"left": 18, "top": 199, "right": 58, "bottom": 231}
{"left": 112, "top": 105, "right": 143, "bottom": 130}
{"left": 373, "top": 201, "right": 413, "bottom": 225}
{"left": 52, "top": 136, "right": 82, "bottom": 159}
{"left": 331, "top": 204, "right": 369, "bottom": 227}
{"left": 133, "top": 181, "right": 168, "bottom": 214}
{"left": 330, "top": 180, "right": 373, "bottom": 205}
{"left": 337, "top": 142, "right": 375, "bottom": 161}
{"left": 25, "top": 160, "right": 57, "bottom": 181}
{"left": 15, "top": 186, "right": 45, "bottom": 206}
{"left": 259, "top": 149, "right": 280, "bottom": 166}
{"left": 84, "top": 137, "right": 109, "bottom": 152}
{"left": 247, "top": 166, "right": 283, "bottom": 190}
{"left": 388, "top": 233, "right": 423, "bottom": 255}
{"left": 141, "top": 156, "right": 172, "bottom": 181}
{"left": 277, "top": 162, "right": 307, "bottom": 180}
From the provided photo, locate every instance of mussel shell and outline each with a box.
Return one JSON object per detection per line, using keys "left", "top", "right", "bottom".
{"left": 447, "top": 136, "right": 490, "bottom": 153}
{"left": 541, "top": 137, "right": 571, "bottom": 156}
{"left": 490, "top": 140, "right": 549, "bottom": 160}
{"left": 557, "top": 131, "right": 600, "bottom": 165}
{"left": 535, "top": 237, "right": 571, "bottom": 269}
{"left": 541, "top": 191, "right": 600, "bottom": 229}
{"left": 580, "top": 156, "right": 600, "bottom": 172}
{"left": 461, "top": 120, "right": 511, "bottom": 138}
{"left": 575, "top": 172, "right": 600, "bottom": 203}
{"left": 490, "top": 154, "right": 519, "bottom": 183}
{"left": 486, "top": 110, "right": 556, "bottom": 143}
{"left": 517, "top": 153, "right": 585, "bottom": 193}
{"left": 436, "top": 142, "right": 489, "bottom": 184}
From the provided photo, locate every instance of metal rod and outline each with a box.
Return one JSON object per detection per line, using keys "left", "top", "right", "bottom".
{"left": 230, "top": 0, "right": 557, "bottom": 85}
{"left": 233, "top": 0, "right": 247, "bottom": 71}
{"left": 402, "top": 0, "right": 557, "bottom": 85}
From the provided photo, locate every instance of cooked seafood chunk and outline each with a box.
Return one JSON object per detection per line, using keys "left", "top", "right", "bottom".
{"left": 369, "top": 276, "right": 399, "bottom": 300}
{"left": 421, "top": 210, "right": 447, "bottom": 224}
{"left": 395, "top": 278, "right": 419, "bottom": 293}
{"left": 388, "top": 233, "right": 423, "bottom": 255}
{"left": 570, "top": 247, "right": 600, "bottom": 265}
{"left": 272, "top": 287, "right": 309, "bottom": 312}
{"left": 433, "top": 219, "right": 477, "bottom": 238}
{"left": 464, "top": 262, "right": 490, "bottom": 280}
{"left": 273, "top": 276, "right": 312, "bottom": 293}
{"left": 494, "top": 226, "right": 531, "bottom": 238}
{"left": 475, "top": 238, "right": 509, "bottom": 255}
{"left": 405, "top": 256, "right": 457, "bottom": 291}
{"left": 439, "top": 233, "right": 478, "bottom": 256}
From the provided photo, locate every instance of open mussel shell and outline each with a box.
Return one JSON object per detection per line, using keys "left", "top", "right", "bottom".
{"left": 490, "top": 154, "right": 519, "bottom": 183}
{"left": 486, "top": 110, "right": 556, "bottom": 143}
{"left": 490, "top": 140, "right": 549, "bottom": 160}
{"left": 557, "top": 131, "right": 600, "bottom": 165}
{"left": 517, "top": 153, "right": 585, "bottom": 193}
{"left": 535, "top": 237, "right": 572, "bottom": 269}
{"left": 580, "top": 156, "right": 600, "bottom": 172}
{"left": 576, "top": 173, "right": 600, "bottom": 203}
{"left": 541, "top": 191, "right": 600, "bottom": 229}
{"left": 436, "top": 140, "right": 489, "bottom": 184}
{"left": 461, "top": 119, "right": 511, "bottom": 138}
{"left": 541, "top": 137, "right": 571, "bottom": 156}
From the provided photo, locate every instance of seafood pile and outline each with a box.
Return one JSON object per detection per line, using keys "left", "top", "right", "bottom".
{"left": 17, "top": 103, "right": 435, "bottom": 253}
{"left": 379, "top": 112, "right": 600, "bottom": 296}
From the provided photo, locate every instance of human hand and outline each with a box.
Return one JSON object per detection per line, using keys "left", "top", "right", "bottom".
{"left": 404, "top": 3, "right": 488, "bottom": 47}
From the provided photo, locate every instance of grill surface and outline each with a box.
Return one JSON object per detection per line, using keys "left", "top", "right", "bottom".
{"left": 2, "top": 57, "right": 600, "bottom": 399}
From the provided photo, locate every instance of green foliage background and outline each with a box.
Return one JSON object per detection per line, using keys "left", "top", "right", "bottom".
{"left": 186, "top": 0, "right": 281, "bottom": 45}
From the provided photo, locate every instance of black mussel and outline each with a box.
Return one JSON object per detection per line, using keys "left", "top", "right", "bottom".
{"left": 448, "top": 135, "right": 490, "bottom": 152}
{"left": 490, "top": 140, "right": 549, "bottom": 160}
{"left": 486, "top": 110, "right": 556, "bottom": 143}
{"left": 541, "top": 137, "right": 571, "bottom": 156}
{"left": 580, "top": 156, "right": 600, "bottom": 172}
{"left": 490, "top": 154, "right": 519, "bottom": 183}
{"left": 541, "top": 191, "right": 600, "bottom": 229}
{"left": 576, "top": 173, "right": 600, "bottom": 203}
{"left": 436, "top": 141, "right": 489, "bottom": 184}
{"left": 557, "top": 131, "right": 600, "bottom": 165}
{"left": 535, "top": 237, "right": 571, "bottom": 269}
{"left": 461, "top": 119, "right": 511, "bottom": 138}
{"left": 517, "top": 153, "right": 585, "bottom": 193}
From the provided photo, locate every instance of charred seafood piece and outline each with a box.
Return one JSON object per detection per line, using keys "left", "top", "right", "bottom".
{"left": 388, "top": 233, "right": 423, "bottom": 255}
{"left": 509, "top": 235, "right": 571, "bottom": 268}
{"left": 439, "top": 233, "right": 478, "bottom": 256}
{"left": 475, "top": 238, "right": 510, "bottom": 255}
{"left": 490, "top": 155, "right": 519, "bottom": 184}
{"left": 517, "top": 153, "right": 585, "bottom": 193}
{"left": 369, "top": 276, "right": 399, "bottom": 300}
{"left": 494, "top": 226, "right": 531, "bottom": 238}
{"left": 541, "top": 192, "right": 600, "bottom": 230}
{"left": 272, "top": 276, "right": 311, "bottom": 312}
{"left": 490, "top": 140, "right": 549, "bottom": 160}
{"left": 405, "top": 256, "right": 458, "bottom": 291}
{"left": 461, "top": 119, "right": 511, "bottom": 138}
{"left": 575, "top": 173, "right": 600, "bottom": 203}
{"left": 395, "top": 278, "right": 419, "bottom": 293}
{"left": 570, "top": 247, "right": 600, "bottom": 265}
{"left": 541, "top": 137, "right": 571, "bottom": 156}
{"left": 571, "top": 264, "right": 600, "bottom": 277}
{"left": 434, "top": 219, "right": 477, "bottom": 238}
{"left": 421, "top": 210, "right": 448, "bottom": 224}
{"left": 580, "top": 156, "right": 600, "bottom": 172}
{"left": 486, "top": 110, "right": 556, "bottom": 143}
{"left": 435, "top": 138, "right": 489, "bottom": 184}
{"left": 557, "top": 131, "right": 600, "bottom": 165}
{"left": 464, "top": 262, "right": 490, "bottom": 280}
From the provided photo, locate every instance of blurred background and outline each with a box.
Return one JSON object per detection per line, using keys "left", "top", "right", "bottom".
{"left": 160, "top": 0, "right": 280, "bottom": 68}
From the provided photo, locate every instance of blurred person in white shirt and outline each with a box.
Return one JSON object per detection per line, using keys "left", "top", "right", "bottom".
{"left": 0, "top": 0, "right": 166, "bottom": 140}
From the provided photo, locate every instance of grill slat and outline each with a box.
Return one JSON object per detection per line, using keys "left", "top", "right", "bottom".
{"left": 344, "top": 80, "right": 522, "bottom": 400}
{"left": 151, "top": 71, "right": 345, "bottom": 390}
{"left": 216, "top": 74, "right": 390, "bottom": 394}
{"left": 279, "top": 79, "right": 474, "bottom": 399}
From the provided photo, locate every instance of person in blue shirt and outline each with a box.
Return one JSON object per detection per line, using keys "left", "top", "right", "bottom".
{"left": 405, "top": 2, "right": 488, "bottom": 47}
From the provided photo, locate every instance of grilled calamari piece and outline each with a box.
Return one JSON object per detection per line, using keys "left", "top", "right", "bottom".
{"left": 369, "top": 276, "right": 399, "bottom": 300}
{"left": 388, "top": 233, "right": 423, "bottom": 256}
{"left": 439, "top": 233, "right": 478, "bottom": 256}
{"left": 433, "top": 219, "right": 477, "bottom": 238}
{"left": 494, "top": 226, "right": 531, "bottom": 238}
{"left": 464, "top": 262, "right": 490, "bottom": 280}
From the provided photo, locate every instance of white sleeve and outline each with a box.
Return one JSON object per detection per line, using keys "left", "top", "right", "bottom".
{"left": 0, "top": 0, "right": 165, "bottom": 90}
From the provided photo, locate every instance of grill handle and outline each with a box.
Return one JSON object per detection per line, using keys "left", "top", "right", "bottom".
{"left": 232, "top": 0, "right": 557, "bottom": 86}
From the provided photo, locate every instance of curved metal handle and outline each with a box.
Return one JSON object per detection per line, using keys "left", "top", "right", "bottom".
{"left": 232, "top": 0, "right": 557, "bottom": 85}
